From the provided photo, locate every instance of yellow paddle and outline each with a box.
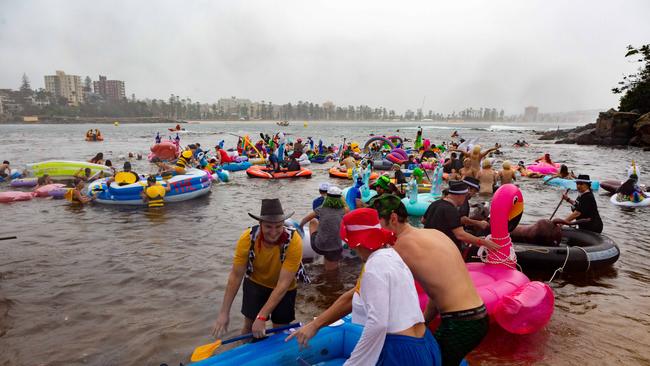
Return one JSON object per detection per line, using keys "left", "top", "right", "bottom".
{"left": 190, "top": 322, "right": 301, "bottom": 362}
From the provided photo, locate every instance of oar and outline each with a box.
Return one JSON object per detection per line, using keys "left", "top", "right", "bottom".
{"left": 0, "top": 236, "right": 17, "bottom": 241}
{"left": 550, "top": 189, "right": 570, "bottom": 220}
{"left": 190, "top": 322, "right": 301, "bottom": 362}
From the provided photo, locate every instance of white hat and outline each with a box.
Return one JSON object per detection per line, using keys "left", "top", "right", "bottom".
{"left": 327, "top": 186, "right": 342, "bottom": 197}
{"left": 319, "top": 182, "right": 331, "bottom": 192}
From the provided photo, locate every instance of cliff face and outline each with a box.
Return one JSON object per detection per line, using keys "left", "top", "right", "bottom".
{"left": 540, "top": 109, "right": 650, "bottom": 148}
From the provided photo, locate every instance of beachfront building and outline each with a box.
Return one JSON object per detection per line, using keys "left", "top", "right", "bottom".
{"left": 217, "top": 96, "right": 252, "bottom": 119}
{"left": 44, "top": 70, "right": 84, "bottom": 106}
{"left": 524, "top": 106, "right": 539, "bottom": 122}
{"left": 93, "top": 75, "right": 126, "bottom": 102}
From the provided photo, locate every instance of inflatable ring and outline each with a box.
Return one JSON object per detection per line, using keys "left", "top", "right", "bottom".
{"left": 363, "top": 136, "right": 394, "bottom": 152}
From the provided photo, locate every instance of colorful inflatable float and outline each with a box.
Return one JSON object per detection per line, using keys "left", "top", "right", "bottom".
{"left": 0, "top": 191, "right": 35, "bottom": 203}
{"left": 149, "top": 140, "right": 180, "bottom": 161}
{"left": 610, "top": 192, "right": 650, "bottom": 207}
{"left": 418, "top": 184, "right": 555, "bottom": 334}
{"left": 543, "top": 176, "right": 600, "bottom": 191}
{"left": 527, "top": 162, "right": 561, "bottom": 175}
{"left": 26, "top": 161, "right": 113, "bottom": 180}
{"left": 87, "top": 168, "right": 211, "bottom": 205}
{"left": 246, "top": 166, "right": 312, "bottom": 179}
{"left": 328, "top": 167, "right": 378, "bottom": 180}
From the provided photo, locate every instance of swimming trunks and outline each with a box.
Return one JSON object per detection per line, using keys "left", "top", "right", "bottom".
{"left": 434, "top": 304, "right": 489, "bottom": 366}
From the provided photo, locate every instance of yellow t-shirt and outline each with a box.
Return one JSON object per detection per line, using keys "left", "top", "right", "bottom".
{"left": 233, "top": 227, "right": 303, "bottom": 290}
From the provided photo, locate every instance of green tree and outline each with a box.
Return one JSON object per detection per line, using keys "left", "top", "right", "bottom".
{"left": 612, "top": 44, "right": 650, "bottom": 114}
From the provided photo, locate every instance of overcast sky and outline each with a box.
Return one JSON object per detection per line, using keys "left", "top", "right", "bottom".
{"left": 1, "top": 0, "right": 648, "bottom": 114}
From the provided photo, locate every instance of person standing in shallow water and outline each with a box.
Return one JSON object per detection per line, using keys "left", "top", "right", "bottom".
{"left": 288, "top": 197, "right": 489, "bottom": 366}
{"left": 299, "top": 186, "right": 349, "bottom": 271}
{"left": 213, "top": 199, "right": 307, "bottom": 339}
{"left": 553, "top": 174, "right": 603, "bottom": 233}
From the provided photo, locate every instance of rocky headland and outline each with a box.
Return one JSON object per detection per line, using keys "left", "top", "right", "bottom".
{"left": 539, "top": 109, "right": 650, "bottom": 149}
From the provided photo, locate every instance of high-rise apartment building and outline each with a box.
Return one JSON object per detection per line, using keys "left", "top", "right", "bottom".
{"left": 93, "top": 75, "right": 126, "bottom": 102}
{"left": 524, "top": 106, "right": 539, "bottom": 122}
{"left": 44, "top": 70, "right": 84, "bottom": 106}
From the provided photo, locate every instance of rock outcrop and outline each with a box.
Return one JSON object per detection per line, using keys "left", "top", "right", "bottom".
{"left": 540, "top": 109, "right": 650, "bottom": 147}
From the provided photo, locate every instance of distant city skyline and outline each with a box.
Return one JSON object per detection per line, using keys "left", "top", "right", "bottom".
{"left": 1, "top": 1, "right": 648, "bottom": 115}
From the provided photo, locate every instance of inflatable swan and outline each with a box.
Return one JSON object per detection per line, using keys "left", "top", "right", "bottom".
{"left": 418, "top": 184, "right": 555, "bottom": 334}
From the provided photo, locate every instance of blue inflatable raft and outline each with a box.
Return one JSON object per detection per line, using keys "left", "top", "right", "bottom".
{"left": 222, "top": 162, "right": 252, "bottom": 172}
{"left": 543, "top": 176, "right": 600, "bottom": 191}
{"left": 191, "top": 316, "right": 457, "bottom": 366}
{"left": 87, "top": 168, "right": 211, "bottom": 205}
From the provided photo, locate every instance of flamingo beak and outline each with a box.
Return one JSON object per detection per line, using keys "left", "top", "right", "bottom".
{"left": 508, "top": 201, "right": 524, "bottom": 231}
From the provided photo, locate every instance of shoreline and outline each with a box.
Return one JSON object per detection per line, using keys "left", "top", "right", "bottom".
{"left": 2, "top": 116, "right": 184, "bottom": 124}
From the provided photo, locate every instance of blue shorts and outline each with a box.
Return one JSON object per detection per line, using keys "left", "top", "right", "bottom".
{"left": 376, "top": 329, "right": 438, "bottom": 366}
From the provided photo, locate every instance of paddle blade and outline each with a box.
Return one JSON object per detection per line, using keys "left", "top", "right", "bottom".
{"left": 190, "top": 340, "right": 222, "bottom": 362}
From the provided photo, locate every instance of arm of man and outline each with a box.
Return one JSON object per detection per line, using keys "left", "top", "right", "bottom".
{"left": 460, "top": 216, "right": 489, "bottom": 231}
{"left": 299, "top": 211, "right": 317, "bottom": 228}
{"left": 285, "top": 288, "right": 354, "bottom": 348}
{"left": 251, "top": 268, "right": 296, "bottom": 337}
{"left": 212, "top": 264, "right": 246, "bottom": 337}
{"left": 452, "top": 227, "right": 499, "bottom": 250}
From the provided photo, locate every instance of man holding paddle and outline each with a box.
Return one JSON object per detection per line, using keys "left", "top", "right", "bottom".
{"left": 212, "top": 199, "right": 306, "bottom": 340}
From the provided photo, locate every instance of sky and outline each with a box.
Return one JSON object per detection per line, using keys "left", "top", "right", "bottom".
{"left": 0, "top": 0, "right": 648, "bottom": 115}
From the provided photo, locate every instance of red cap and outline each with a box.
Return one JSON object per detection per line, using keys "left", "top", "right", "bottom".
{"left": 339, "top": 208, "right": 396, "bottom": 251}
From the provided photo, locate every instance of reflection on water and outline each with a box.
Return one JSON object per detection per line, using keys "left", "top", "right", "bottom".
{"left": 0, "top": 121, "right": 649, "bottom": 365}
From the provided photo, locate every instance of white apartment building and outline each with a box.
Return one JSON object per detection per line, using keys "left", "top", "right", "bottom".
{"left": 44, "top": 70, "right": 84, "bottom": 106}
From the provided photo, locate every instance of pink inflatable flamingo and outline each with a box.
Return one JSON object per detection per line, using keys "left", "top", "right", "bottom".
{"left": 419, "top": 184, "right": 554, "bottom": 334}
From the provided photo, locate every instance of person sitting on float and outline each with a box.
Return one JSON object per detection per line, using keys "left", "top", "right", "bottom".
{"left": 287, "top": 156, "right": 301, "bottom": 172}
{"left": 515, "top": 160, "right": 543, "bottom": 178}
{"left": 0, "top": 160, "right": 11, "bottom": 180}
{"left": 616, "top": 174, "right": 645, "bottom": 202}
{"left": 107, "top": 161, "right": 140, "bottom": 186}
{"left": 140, "top": 175, "right": 171, "bottom": 208}
{"left": 551, "top": 164, "right": 576, "bottom": 180}
{"left": 339, "top": 150, "right": 357, "bottom": 172}
{"left": 299, "top": 186, "right": 348, "bottom": 271}
{"left": 553, "top": 174, "right": 603, "bottom": 233}
{"left": 534, "top": 153, "right": 554, "bottom": 165}
{"left": 171, "top": 149, "right": 194, "bottom": 175}
{"left": 151, "top": 157, "right": 180, "bottom": 176}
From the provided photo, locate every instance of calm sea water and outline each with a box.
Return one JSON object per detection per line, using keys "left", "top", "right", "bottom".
{"left": 0, "top": 121, "right": 649, "bottom": 365}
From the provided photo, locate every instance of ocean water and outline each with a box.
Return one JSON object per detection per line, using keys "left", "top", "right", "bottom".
{"left": 0, "top": 120, "right": 648, "bottom": 365}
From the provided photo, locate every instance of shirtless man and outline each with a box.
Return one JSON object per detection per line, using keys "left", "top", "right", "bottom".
{"left": 498, "top": 160, "right": 517, "bottom": 185}
{"left": 287, "top": 194, "right": 489, "bottom": 366}
{"left": 339, "top": 151, "right": 356, "bottom": 172}
{"left": 452, "top": 144, "right": 500, "bottom": 178}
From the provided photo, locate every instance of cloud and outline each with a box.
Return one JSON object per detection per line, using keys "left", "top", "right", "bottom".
{"left": 1, "top": 0, "right": 648, "bottom": 114}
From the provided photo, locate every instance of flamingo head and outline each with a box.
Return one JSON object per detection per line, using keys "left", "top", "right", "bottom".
{"left": 490, "top": 184, "right": 525, "bottom": 235}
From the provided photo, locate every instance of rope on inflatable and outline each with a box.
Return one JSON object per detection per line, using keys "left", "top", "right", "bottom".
{"left": 546, "top": 245, "right": 591, "bottom": 283}
{"left": 476, "top": 234, "right": 519, "bottom": 270}
{"left": 363, "top": 136, "right": 395, "bottom": 152}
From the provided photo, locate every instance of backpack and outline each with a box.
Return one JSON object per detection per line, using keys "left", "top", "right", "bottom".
{"left": 246, "top": 225, "right": 310, "bottom": 284}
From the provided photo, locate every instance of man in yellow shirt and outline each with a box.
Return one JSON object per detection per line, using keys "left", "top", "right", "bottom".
{"left": 212, "top": 199, "right": 307, "bottom": 339}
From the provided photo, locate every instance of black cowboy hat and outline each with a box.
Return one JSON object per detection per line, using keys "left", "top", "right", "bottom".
{"left": 575, "top": 174, "right": 592, "bottom": 184}
{"left": 248, "top": 198, "right": 294, "bottom": 223}
{"left": 448, "top": 180, "right": 469, "bottom": 195}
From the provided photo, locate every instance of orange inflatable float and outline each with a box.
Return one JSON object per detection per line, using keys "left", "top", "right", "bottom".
{"left": 328, "top": 167, "right": 379, "bottom": 180}
{"left": 246, "top": 165, "right": 312, "bottom": 179}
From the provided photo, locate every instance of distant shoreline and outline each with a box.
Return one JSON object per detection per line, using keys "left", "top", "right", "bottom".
{"left": 3, "top": 116, "right": 184, "bottom": 124}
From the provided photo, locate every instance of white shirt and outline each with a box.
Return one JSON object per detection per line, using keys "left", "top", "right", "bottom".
{"left": 345, "top": 248, "right": 424, "bottom": 366}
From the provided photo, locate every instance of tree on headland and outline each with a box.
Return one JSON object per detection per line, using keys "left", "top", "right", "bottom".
{"left": 612, "top": 44, "right": 650, "bottom": 114}
{"left": 19, "top": 73, "right": 31, "bottom": 94}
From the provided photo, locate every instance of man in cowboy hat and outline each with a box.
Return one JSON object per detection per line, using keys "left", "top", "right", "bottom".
{"left": 553, "top": 174, "right": 603, "bottom": 233}
{"left": 213, "top": 198, "right": 306, "bottom": 339}
{"left": 422, "top": 181, "right": 499, "bottom": 256}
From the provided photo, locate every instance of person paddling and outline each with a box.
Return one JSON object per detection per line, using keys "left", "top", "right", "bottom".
{"left": 553, "top": 174, "right": 603, "bottom": 233}
{"left": 213, "top": 199, "right": 308, "bottom": 339}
